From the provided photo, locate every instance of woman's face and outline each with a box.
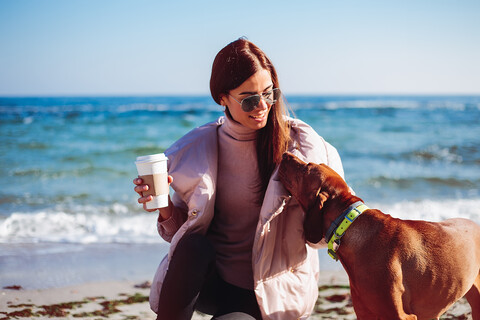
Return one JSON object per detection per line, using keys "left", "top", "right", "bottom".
{"left": 222, "top": 68, "right": 273, "bottom": 131}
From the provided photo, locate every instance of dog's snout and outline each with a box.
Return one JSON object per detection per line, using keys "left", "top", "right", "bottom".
{"left": 281, "top": 152, "right": 297, "bottom": 163}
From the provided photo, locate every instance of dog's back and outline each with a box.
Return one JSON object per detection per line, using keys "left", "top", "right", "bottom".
{"left": 393, "top": 217, "right": 480, "bottom": 318}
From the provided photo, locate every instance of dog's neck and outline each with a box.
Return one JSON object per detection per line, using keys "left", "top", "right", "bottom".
{"left": 322, "top": 194, "right": 363, "bottom": 238}
{"left": 324, "top": 200, "right": 365, "bottom": 241}
{"left": 321, "top": 194, "right": 367, "bottom": 261}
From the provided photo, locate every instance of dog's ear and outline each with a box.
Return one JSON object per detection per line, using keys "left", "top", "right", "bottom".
{"left": 303, "top": 190, "right": 328, "bottom": 243}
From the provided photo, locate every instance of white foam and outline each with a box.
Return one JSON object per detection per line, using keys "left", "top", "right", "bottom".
{"left": 291, "top": 99, "right": 479, "bottom": 111}
{"left": 369, "top": 198, "right": 480, "bottom": 223}
{"left": 324, "top": 100, "right": 420, "bottom": 110}
{"left": 0, "top": 203, "right": 163, "bottom": 245}
{"left": 1, "top": 199, "right": 479, "bottom": 245}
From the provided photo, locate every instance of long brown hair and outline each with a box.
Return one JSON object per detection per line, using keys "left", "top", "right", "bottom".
{"left": 210, "top": 38, "right": 291, "bottom": 196}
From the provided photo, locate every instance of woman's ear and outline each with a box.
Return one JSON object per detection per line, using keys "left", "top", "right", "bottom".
{"left": 220, "top": 94, "right": 228, "bottom": 107}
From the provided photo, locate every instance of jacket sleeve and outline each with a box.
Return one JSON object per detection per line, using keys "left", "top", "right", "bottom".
{"left": 322, "top": 137, "right": 356, "bottom": 195}
{"left": 289, "top": 118, "right": 351, "bottom": 248}
{"left": 323, "top": 138, "right": 345, "bottom": 179}
{"left": 289, "top": 118, "right": 345, "bottom": 177}
{"left": 156, "top": 118, "right": 221, "bottom": 242}
{"left": 156, "top": 192, "right": 188, "bottom": 242}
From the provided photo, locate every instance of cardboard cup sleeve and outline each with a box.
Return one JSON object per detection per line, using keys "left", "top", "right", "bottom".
{"left": 135, "top": 153, "right": 169, "bottom": 209}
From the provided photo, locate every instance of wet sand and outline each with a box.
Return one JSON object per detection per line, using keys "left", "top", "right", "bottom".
{"left": 0, "top": 270, "right": 472, "bottom": 320}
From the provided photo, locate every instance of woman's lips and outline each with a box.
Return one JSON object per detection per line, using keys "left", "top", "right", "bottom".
{"left": 249, "top": 112, "right": 267, "bottom": 121}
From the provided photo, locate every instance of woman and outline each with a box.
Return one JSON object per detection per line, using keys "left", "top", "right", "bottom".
{"left": 134, "top": 38, "right": 346, "bottom": 320}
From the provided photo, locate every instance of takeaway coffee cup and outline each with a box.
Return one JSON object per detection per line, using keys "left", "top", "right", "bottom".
{"left": 135, "top": 153, "right": 169, "bottom": 209}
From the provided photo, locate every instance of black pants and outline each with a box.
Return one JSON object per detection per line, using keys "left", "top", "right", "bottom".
{"left": 156, "top": 233, "right": 262, "bottom": 320}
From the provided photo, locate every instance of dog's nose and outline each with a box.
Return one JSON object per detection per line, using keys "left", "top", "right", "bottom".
{"left": 282, "top": 152, "right": 292, "bottom": 161}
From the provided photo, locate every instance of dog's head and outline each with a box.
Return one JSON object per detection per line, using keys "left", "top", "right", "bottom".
{"left": 278, "top": 152, "right": 352, "bottom": 242}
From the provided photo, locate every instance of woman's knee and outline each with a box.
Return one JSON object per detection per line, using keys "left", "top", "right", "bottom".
{"left": 212, "top": 313, "right": 257, "bottom": 320}
{"left": 174, "top": 233, "right": 215, "bottom": 264}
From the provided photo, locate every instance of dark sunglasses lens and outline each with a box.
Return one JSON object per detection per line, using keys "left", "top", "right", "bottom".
{"left": 273, "top": 88, "right": 281, "bottom": 100}
{"left": 242, "top": 96, "right": 260, "bottom": 112}
{"left": 263, "top": 89, "right": 281, "bottom": 104}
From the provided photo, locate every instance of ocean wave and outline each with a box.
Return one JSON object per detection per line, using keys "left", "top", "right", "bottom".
{"left": 1, "top": 199, "right": 479, "bottom": 245}
{"left": 411, "top": 143, "right": 480, "bottom": 165}
{"left": 9, "top": 164, "right": 131, "bottom": 179}
{"left": 1, "top": 96, "right": 479, "bottom": 119}
{"left": 348, "top": 141, "right": 480, "bottom": 167}
{"left": 0, "top": 96, "right": 221, "bottom": 121}
{"left": 368, "top": 175, "right": 478, "bottom": 189}
{"left": 0, "top": 203, "right": 161, "bottom": 244}
{"left": 324, "top": 100, "right": 420, "bottom": 110}
{"left": 412, "top": 144, "right": 464, "bottom": 163}
{"left": 288, "top": 96, "right": 480, "bottom": 111}
{"left": 370, "top": 198, "right": 480, "bottom": 223}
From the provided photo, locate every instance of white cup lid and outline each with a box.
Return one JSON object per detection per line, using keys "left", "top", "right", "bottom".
{"left": 136, "top": 153, "right": 167, "bottom": 163}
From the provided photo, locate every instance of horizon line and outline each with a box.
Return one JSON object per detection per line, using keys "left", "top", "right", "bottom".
{"left": 1, "top": 92, "right": 480, "bottom": 98}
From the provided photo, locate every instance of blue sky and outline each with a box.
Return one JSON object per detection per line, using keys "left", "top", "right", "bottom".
{"left": 1, "top": 0, "right": 479, "bottom": 96}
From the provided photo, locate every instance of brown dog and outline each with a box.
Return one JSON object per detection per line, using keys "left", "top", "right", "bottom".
{"left": 278, "top": 152, "right": 480, "bottom": 320}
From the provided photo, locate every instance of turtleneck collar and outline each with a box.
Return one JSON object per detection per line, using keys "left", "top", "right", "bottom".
{"left": 221, "top": 111, "right": 258, "bottom": 141}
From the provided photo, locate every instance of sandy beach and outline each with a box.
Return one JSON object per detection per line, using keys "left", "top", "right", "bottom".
{"left": 0, "top": 269, "right": 472, "bottom": 320}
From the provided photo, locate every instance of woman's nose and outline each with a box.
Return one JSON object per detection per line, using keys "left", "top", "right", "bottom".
{"left": 257, "top": 98, "right": 269, "bottom": 110}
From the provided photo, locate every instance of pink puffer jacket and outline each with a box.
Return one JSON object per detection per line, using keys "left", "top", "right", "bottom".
{"left": 149, "top": 116, "right": 345, "bottom": 320}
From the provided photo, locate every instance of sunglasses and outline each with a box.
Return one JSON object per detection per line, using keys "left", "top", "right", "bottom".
{"left": 229, "top": 88, "right": 281, "bottom": 112}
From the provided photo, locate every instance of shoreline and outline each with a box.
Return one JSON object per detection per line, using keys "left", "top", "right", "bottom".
{"left": 0, "top": 242, "right": 169, "bottom": 290}
{"left": 0, "top": 270, "right": 472, "bottom": 320}
{"left": 0, "top": 243, "right": 343, "bottom": 291}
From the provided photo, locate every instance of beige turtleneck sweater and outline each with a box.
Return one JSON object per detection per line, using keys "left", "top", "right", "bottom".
{"left": 207, "top": 114, "right": 262, "bottom": 290}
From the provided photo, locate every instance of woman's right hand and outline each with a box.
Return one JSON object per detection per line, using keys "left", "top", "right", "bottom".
{"left": 133, "top": 176, "right": 173, "bottom": 213}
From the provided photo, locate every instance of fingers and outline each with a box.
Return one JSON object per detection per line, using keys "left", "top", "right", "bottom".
{"left": 137, "top": 194, "right": 152, "bottom": 204}
{"left": 136, "top": 176, "right": 173, "bottom": 185}
{"left": 134, "top": 178, "right": 152, "bottom": 206}
{"left": 134, "top": 175, "right": 172, "bottom": 213}
{"left": 138, "top": 195, "right": 158, "bottom": 212}
{"left": 143, "top": 203, "right": 158, "bottom": 212}
{"left": 134, "top": 177, "right": 150, "bottom": 196}
{"left": 136, "top": 195, "right": 157, "bottom": 212}
{"left": 134, "top": 183, "right": 149, "bottom": 195}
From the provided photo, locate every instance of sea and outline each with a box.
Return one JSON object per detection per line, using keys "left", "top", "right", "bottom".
{"left": 1, "top": 95, "right": 479, "bottom": 289}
